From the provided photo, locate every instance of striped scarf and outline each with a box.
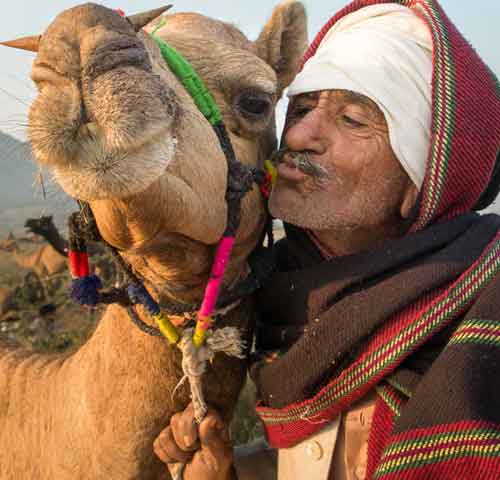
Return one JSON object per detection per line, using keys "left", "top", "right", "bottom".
{"left": 253, "top": 1, "right": 500, "bottom": 478}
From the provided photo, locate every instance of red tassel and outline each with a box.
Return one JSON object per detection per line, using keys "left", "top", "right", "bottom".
{"left": 69, "top": 250, "right": 90, "bottom": 278}
{"left": 260, "top": 172, "right": 273, "bottom": 198}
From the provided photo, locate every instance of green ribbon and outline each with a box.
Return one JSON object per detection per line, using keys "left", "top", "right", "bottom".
{"left": 150, "top": 25, "right": 222, "bottom": 126}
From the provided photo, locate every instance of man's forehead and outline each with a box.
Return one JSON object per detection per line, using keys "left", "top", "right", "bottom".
{"left": 296, "top": 90, "right": 374, "bottom": 106}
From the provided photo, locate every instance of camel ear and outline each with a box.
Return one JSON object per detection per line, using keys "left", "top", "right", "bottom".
{"left": 255, "top": 1, "right": 308, "bottom": 97}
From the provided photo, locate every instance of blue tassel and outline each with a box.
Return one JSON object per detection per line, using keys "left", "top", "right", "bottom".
{"left": 70, "top": 275, "right": 103, "bottom": 307}
{"left": 127, "top": 283, "right": 160, "bottom": 316}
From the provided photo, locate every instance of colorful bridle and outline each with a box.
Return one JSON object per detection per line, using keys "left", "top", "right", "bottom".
{"left": 69, "top": 21, "right": 277, "bottom": 349}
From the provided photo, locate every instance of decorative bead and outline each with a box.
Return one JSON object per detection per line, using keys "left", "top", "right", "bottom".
{"left": 154, "top": 312, "right": 180, "bottom": 345}
{"left": 69, "top": 250, "right": 90, "bottom": 278}
{"left": 127, "top": 283, "right": 160, "bottom": 316}
{"left": 70, "top": 275, "right": 102, "bottom": 307}
{"left": 264, "top": 159, "right": 278, "bottom": 184}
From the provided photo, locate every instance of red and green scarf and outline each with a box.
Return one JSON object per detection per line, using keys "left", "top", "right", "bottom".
{"left": 253, "top": 1, "right": 500, "bottom": 478}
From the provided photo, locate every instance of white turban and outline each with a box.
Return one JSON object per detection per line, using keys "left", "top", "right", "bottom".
{"left": 287, "top": 4, "right": 433, "bottom": 189}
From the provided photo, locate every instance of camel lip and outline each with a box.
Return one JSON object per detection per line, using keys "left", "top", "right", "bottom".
{"left": 52, "top": 126, "right": 178, "bottom": 201}
{"left": 80, "top": 121, "right": 175, "bottom": 157}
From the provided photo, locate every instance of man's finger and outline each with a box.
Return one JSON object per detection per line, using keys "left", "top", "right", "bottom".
{"left": 180, "top": 403, "right": 200, "bottom": 449}
{"left": 171, "top": 404, "right": 199, "bottom": 452}
{"left": 198, "top": 413, "right": 233, "bottom": 471}
{"left": 153, "top": 426, "right": 194, "bottom": 465}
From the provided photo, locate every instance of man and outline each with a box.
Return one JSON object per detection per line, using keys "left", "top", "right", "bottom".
{"left": 154, "top": 0, "right": 500, "bottom": 478}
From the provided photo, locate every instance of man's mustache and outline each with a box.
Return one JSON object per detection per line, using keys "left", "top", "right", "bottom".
{"left": 271, "top": 148, "right": 329, "bottom": 182}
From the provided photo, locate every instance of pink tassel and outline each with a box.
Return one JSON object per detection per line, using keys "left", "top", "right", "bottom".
{"left": 199, "top": 236, "right": 235, "bottom": 318}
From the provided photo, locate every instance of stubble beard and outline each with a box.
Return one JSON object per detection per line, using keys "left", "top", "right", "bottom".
{"left": 269, "top": 178, "right": 344, "bottom": 230}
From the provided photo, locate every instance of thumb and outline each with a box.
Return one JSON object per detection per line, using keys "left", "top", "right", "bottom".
{"left": 199, "top": 414, "right": 233, "bottom": 470}
{"left": 185, "top": 414, "right": 233, "bottom": 479}
{"left": 200, "top": 414, "right": 231, "bottom": 448}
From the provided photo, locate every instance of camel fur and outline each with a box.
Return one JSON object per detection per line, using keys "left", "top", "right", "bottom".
{"left": 0, "top": 3, "right": 307, "bottom": 479}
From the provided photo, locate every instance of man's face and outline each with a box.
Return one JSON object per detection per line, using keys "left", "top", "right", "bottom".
{"left": 269, "top": 90, "right": 414, "bottom": 232}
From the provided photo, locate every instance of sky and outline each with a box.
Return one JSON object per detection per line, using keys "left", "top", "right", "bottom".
{"left": 0, "top": 0, "right": 499, "bottom": 141}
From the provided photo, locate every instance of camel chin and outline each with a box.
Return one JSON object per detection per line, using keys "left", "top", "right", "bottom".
{"left": 53, "top": 131, "right": 178, "bottom": 201}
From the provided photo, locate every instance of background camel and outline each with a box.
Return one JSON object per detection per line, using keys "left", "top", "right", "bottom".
{"left": 0, "top": 237, "right": 67, "bottom": 278}
{"left": 25, "top": 215, "right": 120, "bottom": 284}
{"left": 0, "top": 3, "right": 307, "bottom": 479}
{"left": 24, "top": 216, "right": 68, "bottom": 257}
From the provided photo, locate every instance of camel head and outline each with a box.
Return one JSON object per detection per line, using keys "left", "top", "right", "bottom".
{"left": 3, "top": 2, "right": 307, "bottom": 304}
{"left": 25, "top": 215, "right": 54, "bottom": 236}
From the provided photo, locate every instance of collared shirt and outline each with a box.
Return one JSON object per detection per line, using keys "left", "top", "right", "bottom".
{"left": 276, "top": 391, "right": 377, "bottom": 480}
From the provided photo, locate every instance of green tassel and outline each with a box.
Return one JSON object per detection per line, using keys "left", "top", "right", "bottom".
{"left": 151, "top": 34, "right": 222, "bottom": 126}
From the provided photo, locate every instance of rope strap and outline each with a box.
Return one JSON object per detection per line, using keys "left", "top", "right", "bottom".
{"left": 151, "top": 32, "right": 255, "bottom": 348}
{"left": 69, "top": 24, "right": 278, "bottom": 349}
{"left": 127, "top": 283, "right": 180, "bottom": 345}
{"left": 177, "top": 327, "right": 246, "bottom": 422}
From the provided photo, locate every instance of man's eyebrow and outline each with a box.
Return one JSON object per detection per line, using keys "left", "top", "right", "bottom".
{"left": 300, "top": 92, "right": 320, "bottom": 101}
{"left": 343, "top": 90, "right": 378, "bottom": 110}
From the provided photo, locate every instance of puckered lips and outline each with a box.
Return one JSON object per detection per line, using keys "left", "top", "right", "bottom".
{"left": 276, "top": 155, "right": 309, "bottom": 183}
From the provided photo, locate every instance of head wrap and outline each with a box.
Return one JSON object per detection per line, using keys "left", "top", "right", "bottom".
{"left": 287, "top": 4, "right": 433, "bottom": 189}
{"left": 288, "top": 0, "right": 500, "bottom": 231}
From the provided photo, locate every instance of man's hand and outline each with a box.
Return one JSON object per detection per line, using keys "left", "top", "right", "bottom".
{"left": 154, "top": 403, "right": 233, "bottom": 480}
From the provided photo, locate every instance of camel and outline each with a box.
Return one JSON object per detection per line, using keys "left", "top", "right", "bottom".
{"left": 0, "top": 234, "right": 16, "bottom": 251}
{"left": 0, "top": 238, "right": 67, "bottom": 278}
{"left": 24, "top": 216, "right": 68, "bottom": 257}
{"left": 25, "top": 215, "right": 121, "bottom": 284}
{"left": 0, "top": 3, "right": 307, "bottom": 479}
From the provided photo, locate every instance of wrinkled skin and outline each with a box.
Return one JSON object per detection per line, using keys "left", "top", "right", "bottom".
{"left": 270, "top": 90, "right": 419, "bottom": 255}
{"left": 0, "top": 3, "right": 307, "bottom": 479}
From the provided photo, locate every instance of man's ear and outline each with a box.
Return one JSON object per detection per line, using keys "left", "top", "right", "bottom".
{"left": 255, "top": 1, "right": 308, "bottom": 97}
{"left": 400, "top": 182, "right": 420, "bottom": 219}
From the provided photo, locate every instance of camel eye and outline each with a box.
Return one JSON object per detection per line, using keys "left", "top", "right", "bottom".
{"left": 236, "top": 91, "right": 272, "bottom": 119}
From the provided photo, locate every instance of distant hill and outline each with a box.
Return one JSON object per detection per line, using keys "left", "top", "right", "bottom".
{"left": 0, "top": 131, "right": 76, "bottom": 237}
{"left": 0, "top": 131, "right": 38, "bottom": 210}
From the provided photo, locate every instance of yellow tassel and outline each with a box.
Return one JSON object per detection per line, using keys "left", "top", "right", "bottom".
{"left": 193, "top": 316, "right": 214, "bottom": 348}
{"left": 154, "top": 312, "right": 180, "bottom": 345}
{"left": 193, "top": 324, "right": 208, "bottom": 348}
{"left": 264, "top": 159, "right": 278, "bottom": 185}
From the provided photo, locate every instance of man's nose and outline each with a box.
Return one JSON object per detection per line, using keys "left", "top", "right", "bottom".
{"left": 283, "top": 110, "right": 325, "bottom": 155}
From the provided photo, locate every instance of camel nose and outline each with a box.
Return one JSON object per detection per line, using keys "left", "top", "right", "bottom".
{"left": 81, "top": 37, "right": 151, "bottom": 83}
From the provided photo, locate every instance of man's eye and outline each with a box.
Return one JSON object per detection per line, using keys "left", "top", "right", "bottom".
{"left": 292, "top": 105, "right": 312, "bottom": 118}
{"left": 342, "top": 115, "right": 365, "bottom": 128}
